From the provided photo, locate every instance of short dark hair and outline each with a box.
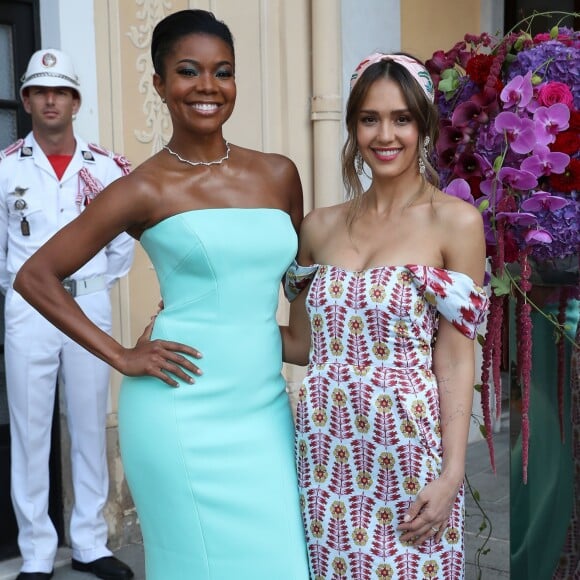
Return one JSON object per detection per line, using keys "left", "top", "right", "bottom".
{"left": 151, "top": 9, "right": 235, "bottom": 77}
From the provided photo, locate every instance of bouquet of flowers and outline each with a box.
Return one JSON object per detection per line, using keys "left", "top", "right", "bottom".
{"left": 426, "top": 13, "right": 580, "bottom": 481}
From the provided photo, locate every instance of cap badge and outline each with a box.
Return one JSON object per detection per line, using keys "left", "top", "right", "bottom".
{"left": 41, "top": 52, "right": 57, "bottom": 68}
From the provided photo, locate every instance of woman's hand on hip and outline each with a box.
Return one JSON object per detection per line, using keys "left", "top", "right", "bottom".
{"left": 120, "top": 333, "right": 203, "bottom": 387}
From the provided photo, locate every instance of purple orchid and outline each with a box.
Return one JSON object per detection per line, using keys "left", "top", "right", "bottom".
{"left": 497, "top": 167, "right": 538, "bottom": 190}
{"left": 521, "top": 191, "right": 569, "bottom": 212}
{"left": 533, "top": 103, "right": 570, "bottom": 145}
{"left": 444, "top": 178, "right": 475, "bottom": 204}
{"left": 525, "top": 229, "right": 553, "bottom": 244}
{"left": 500, "top": 71, "right": 533, "bottom": 109}
{"left": 494, "top": 112, "right": 536, "bottom": 154}
{"left": 520, "top": 146, "right": 571, "bottom": 177}
{"left": 495, "top": 211, "right": 538, "bottom": 226}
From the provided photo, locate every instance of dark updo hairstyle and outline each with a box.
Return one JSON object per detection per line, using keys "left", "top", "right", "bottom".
{"left": 151, "top": 9, "right": 235, "bottom": 77}
{"left": 342, "top": 53, "right": 440, "bottom": 207}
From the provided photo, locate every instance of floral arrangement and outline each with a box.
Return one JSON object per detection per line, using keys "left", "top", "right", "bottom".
{"left": 426, "top": 13, "right": 580, "bottom": 482}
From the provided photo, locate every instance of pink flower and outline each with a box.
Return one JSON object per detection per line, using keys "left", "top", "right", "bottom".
{"left": 520, "top": 191, "right": 569, "bottom": 212}
{"left": 494, "top": 111, "right": 536, "bottom": 153}
{"left": 520, "top": 145, "right": 570, "bottom": 177}
{"left": 444, "top": 178, "right": 475, "bottom": 204}
{"left": 500, "top": 71, "right": 533, "bottom": 109}
{"left": 497, "top": 166, "right": 538, "bottom": 190}
{"left": 533, "top": 104, "right": 571, "bottom": 145}
{"left": 536, "top": 81, "right": 575, "bottom": 108}
{"left": 525, "top": 228, "right": 553, "bottom": 244}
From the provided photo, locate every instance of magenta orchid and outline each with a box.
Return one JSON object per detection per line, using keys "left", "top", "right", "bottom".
{"left": 533, "top": 103, "right": 570, "bottom": 144}
{"left": 520, "top": 145, "right": 570, "bottom": 176}
{"left": 500, "top": 71, "right": 534, "bottom": 108}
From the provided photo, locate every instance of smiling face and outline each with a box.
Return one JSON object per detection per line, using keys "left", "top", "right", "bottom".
{"left": 153, "top": 32, "right": 236, "bottom": 136}
{"left": 22, "top": 86, "right": 80, "bottom": 133}
{"left": 356, "top": 77, "right": 420, "bottom": 182}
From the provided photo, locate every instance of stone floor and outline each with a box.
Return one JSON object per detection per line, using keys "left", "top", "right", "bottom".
{"left": 464, "top": 409, "right": 510, "bottom": 579}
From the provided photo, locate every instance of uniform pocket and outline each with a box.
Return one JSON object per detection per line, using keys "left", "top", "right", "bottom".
{"left": 8, "top": 196, "right": 45, "bottom": 238}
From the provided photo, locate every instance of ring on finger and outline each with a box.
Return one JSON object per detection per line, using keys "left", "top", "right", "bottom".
{"left": 431, "top": 526, "right": 439, "bottom": 533}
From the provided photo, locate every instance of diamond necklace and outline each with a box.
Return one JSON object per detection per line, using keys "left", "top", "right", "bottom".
{"left": 163, "top": 141, "right": 230, "bottom": 167}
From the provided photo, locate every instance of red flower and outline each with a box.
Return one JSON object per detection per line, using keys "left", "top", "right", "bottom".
{"left": 568, "top": 110, "right": 580, "bottom": 132}
{"left": 551, "top": 130, "right": 580, "bottom": 154}
{"left": 465, "top": 54, "right": 494, "bottom": 86}
{"left": 503, "top": 231, "right": 520, "bottom": 264}
{"left": 549, "top": 158, "right": 580, "bottom": 192}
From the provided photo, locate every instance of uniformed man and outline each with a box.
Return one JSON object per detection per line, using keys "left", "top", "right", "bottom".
{"left": 0, "top": 49, "right": 135, "bottom": 580}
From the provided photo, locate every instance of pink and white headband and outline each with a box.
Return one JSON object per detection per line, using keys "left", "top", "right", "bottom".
{"left": 350, "top": 52, "right": 435, "bottom": 103}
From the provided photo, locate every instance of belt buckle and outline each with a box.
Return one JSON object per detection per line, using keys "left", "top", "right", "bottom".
{"left": 62, "top": 278, "right": 77, "bottom": 297}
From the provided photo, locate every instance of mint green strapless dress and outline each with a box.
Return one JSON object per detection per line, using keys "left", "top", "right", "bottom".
{"left": 119, "top": 209, "right": 309, "bottom": 579}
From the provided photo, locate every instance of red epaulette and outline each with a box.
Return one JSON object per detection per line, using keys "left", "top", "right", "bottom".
{"left": 0, "top": 139, "right": 25, "bottom": 162}
{"left": 87, "top": 142, "right": 132, "bottom": 176}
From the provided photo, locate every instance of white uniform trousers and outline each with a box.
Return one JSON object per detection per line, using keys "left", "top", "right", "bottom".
{"left": 5, "top": 288, "right": 114, "bottom": 573}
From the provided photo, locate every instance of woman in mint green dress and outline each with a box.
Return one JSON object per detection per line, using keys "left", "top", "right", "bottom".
{"left": 13, "top": 9, "right": 309, "bottom": 580}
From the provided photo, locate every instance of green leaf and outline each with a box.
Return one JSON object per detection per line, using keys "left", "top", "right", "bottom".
{"left": 550, "top": 25, "right": 559, "bottom": 39}
{"left": 482, "top": 548, "right": 491, "bottom": 555}
{"left": 491, "top": 272, "right": 512, "bottom": 296}
{"left": 479, "top": 424, "right": 487, "bottom": 438}
{"left": 439, "top": 78, "right": 458, "bottom": 96}
{"left": 472, "top": 489, "right": 481, "bottom": 501}
{"left": 477, "top": 333, "right": 485, "bottom": 347}
{"left": 514, "top": 36, "right": 525, "bottom": 51}
{"left": 438, "top": 68, "right": 459, "bottom": 97}
{"left": 474, "top": 383, "right": 482, "bottom": 393}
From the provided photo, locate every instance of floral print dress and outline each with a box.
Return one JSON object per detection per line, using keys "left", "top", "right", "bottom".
{"left": 285, "top": 263, "right": 489, "bottom": 580}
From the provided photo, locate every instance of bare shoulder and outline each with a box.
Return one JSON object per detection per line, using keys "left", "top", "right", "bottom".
{"left": 302, "top": 203, "right": 347, "bottom": 233}
{"left": 234, "top": 145, "right": 299, "bottom": 181}
{"left": 432, "top": 188, "right": 486, "bottom": 282}
{"left": 96, "top": 155, "right": 165, "bottom": 225}
{"left": 298, "top": 203, "right": 348, "bottom": 263}
{"left": 433, "top": 188, "right": 484, "bottom": 235}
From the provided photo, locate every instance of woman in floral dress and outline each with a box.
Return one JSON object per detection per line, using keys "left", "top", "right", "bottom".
{"left": 282, "top": 53, "right": 489, "bottom": 579}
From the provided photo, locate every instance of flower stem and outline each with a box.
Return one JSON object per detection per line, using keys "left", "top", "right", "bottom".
{"left": 505, "top": 11, "right": 580, "bottom": 37}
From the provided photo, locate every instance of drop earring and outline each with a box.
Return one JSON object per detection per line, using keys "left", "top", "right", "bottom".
{"left": 355, "top": 151, "right": 364, "bottom": 175}
{"left": 418, "top": 136, "right": 430, "bottom": 175}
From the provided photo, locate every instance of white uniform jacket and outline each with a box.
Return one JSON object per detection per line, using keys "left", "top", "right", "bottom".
{"left": 0, "top": 132, "right": 134, "bottom": 294}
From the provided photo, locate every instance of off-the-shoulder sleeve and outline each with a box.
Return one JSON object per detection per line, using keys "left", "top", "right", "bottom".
{"left": 283, "top": 260, "right": 319, "bottom": 302}
{"left": 407, "top": 265, "right": 489, "bottom": 339}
